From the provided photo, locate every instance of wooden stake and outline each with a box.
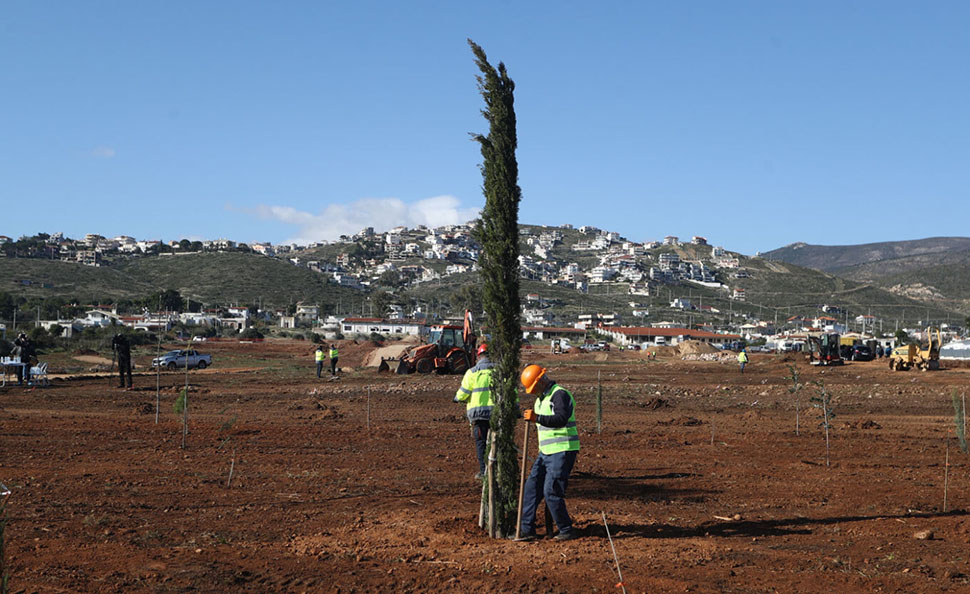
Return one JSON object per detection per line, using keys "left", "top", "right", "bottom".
{"left": 478, "top": 475, "right": 487, "bottom": 529}
{"left": 944, "top": 436, "right": 950, "bottom": 513}
{"left": 227, "top": 448, "right": 235, "bottom": 488}
{"left": 487, "top": 431, "right": 496, "bottom": 537}
{"left": 515, "top": 420, "right": 530, "bottom": 539}
{"left": 602, "top": 512, "right": 627, "bottom": 594}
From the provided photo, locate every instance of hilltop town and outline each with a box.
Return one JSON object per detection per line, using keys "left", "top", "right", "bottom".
{"left": 0, "top": 223, "right": 961, "bottom": 350}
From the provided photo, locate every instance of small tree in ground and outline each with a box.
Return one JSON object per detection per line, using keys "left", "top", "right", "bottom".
{"left": 174, "top": 387, "right": 188, "bottom": 449}
{"left": 952, "top": 389, "right": 967, "bottom": 453}
{"left": 811, "top": 380, "right": 836, "bottom": 467}
{"left": 470, "top": 38, "right": 522, "bottom": 538}
{"left": 785, "top": 363, "right": 803, "bottom": 436}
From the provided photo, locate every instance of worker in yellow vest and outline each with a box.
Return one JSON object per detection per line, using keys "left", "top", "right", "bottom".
{"left": 314, "top": 345, "right": 325, "bottom": 378}
{"left": 454, "top": 343, "right": 494, "bottom": 479}
{"left": 517, "top": 364, "right": 580, "bottom": 542}
{"left": 329, "top": 343, "right": 339, "bottom": 376}
{"left": 737, "top": 348, "right": 748, "bottom": 374}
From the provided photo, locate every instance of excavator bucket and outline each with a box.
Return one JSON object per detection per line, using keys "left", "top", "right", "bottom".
{"left": 396, "top": 358, "right": 411, "bottom": 374}
{"left": 377, "top": 359, "right": 390, "bottom": 373}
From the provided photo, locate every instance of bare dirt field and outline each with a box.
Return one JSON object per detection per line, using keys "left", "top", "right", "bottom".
{"left": 4, "top": 339, "right": 970, "bottom": 592}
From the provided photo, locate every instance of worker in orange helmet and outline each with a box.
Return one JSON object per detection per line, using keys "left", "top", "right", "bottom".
{"left": 516, "top": 364, "right": 580, "bottom": 541}
{"left": 454, "top": 343, "right": 494, "bottom": 480}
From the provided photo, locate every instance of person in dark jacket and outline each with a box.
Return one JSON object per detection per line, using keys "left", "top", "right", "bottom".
{"left": 14, "top": 333, "right": 34, "bottom": 386}
{"left": 112, "top": 333, "right": 133, "bottom": 389}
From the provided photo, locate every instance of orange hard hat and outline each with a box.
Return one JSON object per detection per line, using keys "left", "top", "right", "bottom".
{"left": 520, "top": 364, "right": 546, "bottom": 394}
{"left": 477, "top": 343, "right": 488, "bottom": 356}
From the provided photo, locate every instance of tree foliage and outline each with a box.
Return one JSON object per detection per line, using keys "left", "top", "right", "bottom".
{"left": 470, "top": 38, "right": 522, "bottom": 537}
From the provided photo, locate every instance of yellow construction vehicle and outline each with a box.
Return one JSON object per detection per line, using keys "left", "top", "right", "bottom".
{"left": 888, "top": 327, "right": 942, "bottom": 371}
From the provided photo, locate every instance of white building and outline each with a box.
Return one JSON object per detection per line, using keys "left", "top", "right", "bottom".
{"left": 340, "top": 317, "right": 427, "bottom": 337}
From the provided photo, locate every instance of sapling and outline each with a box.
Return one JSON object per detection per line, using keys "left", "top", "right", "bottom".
{"left": 596, "top": 371, "right": 603, "bottom": 434}
{"left": 785, "top": 363, "right": 803, "bottom": 436}
{"left": 952, "top": 389, "right": 967, "bottom": 453}
{"left": 810, "top": 380, "right": 836, "bottom": 467}
{"left": 944, "top": 433, "right": 950, "bottom": 513}
{"left": 173, "top": 387, "right": 188, "bottom": 449}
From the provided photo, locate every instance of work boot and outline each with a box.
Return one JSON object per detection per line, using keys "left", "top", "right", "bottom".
{"left": 554, "top": 531, "right": 578, "bottom": 541}
{"left": 514, "top": 533, "right": 537, "bottom": 542}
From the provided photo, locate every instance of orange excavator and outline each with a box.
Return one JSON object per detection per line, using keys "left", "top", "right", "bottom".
{"left": 379, "top": 310, "right": 477, "bottom": 375}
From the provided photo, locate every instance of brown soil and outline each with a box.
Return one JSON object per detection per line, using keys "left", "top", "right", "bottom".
{"left": 4, "top": 346, "right": 970, "bottom": 592}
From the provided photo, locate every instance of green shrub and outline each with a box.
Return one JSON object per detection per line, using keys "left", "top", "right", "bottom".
{"left": 240, "top": 327, "right": 264, "bottom": 339}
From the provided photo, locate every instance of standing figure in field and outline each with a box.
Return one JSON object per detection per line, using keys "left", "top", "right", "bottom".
{"left": 737, "top": 348, "right": 748, "bottom": 374}
{"left": 329, "top": 343, "right": 339, "bottom": 376}
{"left": 517, "top": 364, "right": 581, "bottom": 542}
{"left": 314, "top": 345, "right": 325, "bottom": 378}
{"left": 112, "top": 333, "right": 133, "bottom": 389}
{"left": 14, "top": 333, "right": 35, "bottom": 386}
{"left": 453, "top": 343, "right": 494, "bottom": 479}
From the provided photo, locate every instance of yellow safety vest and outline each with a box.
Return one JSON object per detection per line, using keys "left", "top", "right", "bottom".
{"left": 455, "top": 362, "right": 494, "bottom": 422}
{"left": 535, "top": 383, "right": 580, "bottom": 455}
{"left": 315, "top": 350, "right": 325, "bottom": 362}
{"left": 329, "top": 347, "right": 338, "bottom": 358}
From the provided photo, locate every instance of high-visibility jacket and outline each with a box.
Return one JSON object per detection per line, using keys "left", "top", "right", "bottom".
{"left": 454, "top": 358, "right": 494, "bottom": 422}
{"left": 535, "top": 383, "right": 580, "bottom": 455}
{"left": 329, "top": 347, "right": 339, "bottom": 359}
{"left": 737, "top": 351, "right": 748, "bottom": 363}
{"left": 315, "top": 349, "right": 325, "bottom": 362}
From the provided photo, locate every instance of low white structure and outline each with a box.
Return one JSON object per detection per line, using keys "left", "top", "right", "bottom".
{"left": 340, "top": 317, "right": 427, "bottom": 337}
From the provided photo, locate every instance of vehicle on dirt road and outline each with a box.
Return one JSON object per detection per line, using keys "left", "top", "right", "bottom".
{"left": 844, "top": 344, "right": 874, "bottom": 361}
{"left": 152, "top": 349, "right": 212, "bottom": 370}
{"left": 889, "top": 327, "right": 942, "bottom": 371}
{"left": 381, "top": 311, "right": 476, "bottom": 375}
{"left": 808, "top": 333, "right": 843, "bottom": 366}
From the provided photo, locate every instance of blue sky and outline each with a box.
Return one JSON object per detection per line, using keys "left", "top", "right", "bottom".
{"left": 2, "top": 1, "right": 967, "bottom": 254}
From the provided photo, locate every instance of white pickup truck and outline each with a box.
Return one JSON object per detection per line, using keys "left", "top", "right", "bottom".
{"left": 151, "top": 349, "right": 212, "bottom": 370}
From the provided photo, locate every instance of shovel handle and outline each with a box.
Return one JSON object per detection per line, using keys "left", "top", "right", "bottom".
{"left": 515, "top": 419, "right": 530, "bottom": 539}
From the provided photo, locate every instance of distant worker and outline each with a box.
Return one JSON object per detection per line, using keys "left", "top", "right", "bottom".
{"left": 329, "top": 343, "right": 339, "bottom": 376}
{"left": 314, "top": 345, "right": 325, "bottom": 378}
{"left": 876, "top": 345, "right": 884, "bottom": 359}
{"left": 111, "top": 333, "right": 133, "bottom": 389}
{"left": 453, "top": 343, "right": 494, "bottom": 479}
{"left": 517, "top": 364, "right": 580, "bottom": 542}
{"left": 13, "top": 333, "right": 35, "bottom": 387}
{"left": 737, "top": 348, "right": 748, "bottom": 374}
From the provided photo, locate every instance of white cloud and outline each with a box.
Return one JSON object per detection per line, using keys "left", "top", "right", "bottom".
{"left": 91, "top": 146, "right": 116, "bottom": 158}
{"left": 248, "top": 195, "right": 481, "bottom": 244}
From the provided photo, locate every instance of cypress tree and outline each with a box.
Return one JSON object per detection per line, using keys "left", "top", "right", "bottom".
{"left": 469, "top": 39, "right": 522, "bottom": 537}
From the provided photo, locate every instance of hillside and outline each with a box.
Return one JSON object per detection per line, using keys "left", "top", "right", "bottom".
{"left": 0, "top": 257, "right": 155, "bottom": 300}
{"left": 404, "top": 256, "right": 958, "bottom": 330}
{"left": 116, "top": 252, "right": 359, "bottom": 308}
{"left": 762, "top": 237, "right": 970, "bottom": 273}
{"left": 1, "top": 236, "right": 963, "bottom": 327}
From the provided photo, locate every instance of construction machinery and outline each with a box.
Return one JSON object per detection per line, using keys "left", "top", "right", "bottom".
{"left": 888, "top": 327, "right": 942, "bottom": 371}
{"left": 379, "top": 311, "right": 477, "bottom": 375}
{"left": 807, "top": 333, "right": 843, "bottom": 366}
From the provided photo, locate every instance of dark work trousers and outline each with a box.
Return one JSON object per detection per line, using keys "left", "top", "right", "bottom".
{"left": 519, "top": 449, "right": 578, "bottom": 537}
{"left": 16, "top": 363, "right": 29, "bottom": 385}
{"left": 316, "top": 361, "right": 323, "bottom": 378}
{"left": 330, "top": 357, "right": 338, "bottom": 376}
{"left": 472, "top": 420, "right": 490, "bottom": 475}
{"left": 118, "top": 357, "right": 132, "bottom": 388}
